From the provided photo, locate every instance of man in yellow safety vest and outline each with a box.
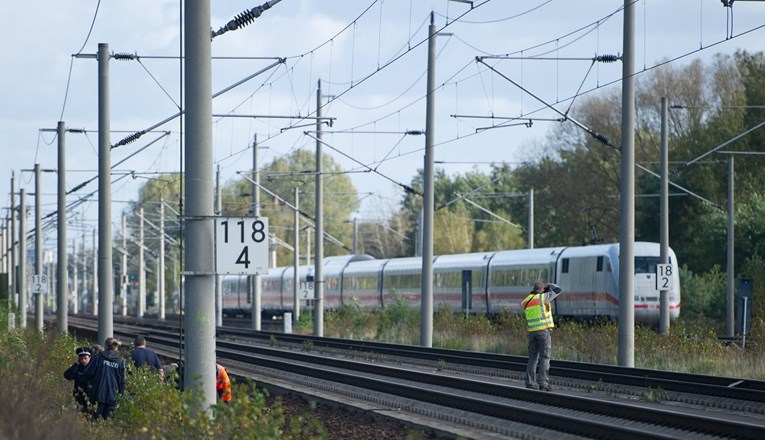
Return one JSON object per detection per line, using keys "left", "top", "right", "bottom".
{"left": 521, "top": 281, "right": 562, "bottom": 391}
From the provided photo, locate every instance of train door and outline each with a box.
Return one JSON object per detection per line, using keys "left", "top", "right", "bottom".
{"left": 634, "top": 256, "right": 660, "bottom": 322}
{"left": 592, "top": 256, "right": 608, "bottom": 316}
{"left": 555, "top": 258, "right": 570, "bottom": 316}
{"left": 557, "top": 256, "right": 596, "bottom": 317}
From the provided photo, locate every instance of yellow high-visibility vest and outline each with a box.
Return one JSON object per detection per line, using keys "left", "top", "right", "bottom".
{"left": 522, "top": 293, "right": 554, "bottom": 332}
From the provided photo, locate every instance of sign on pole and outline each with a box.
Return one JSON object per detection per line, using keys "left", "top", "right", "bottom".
{"left": 656, "top": 264, "right": 673, "bottom": 291}
{"left": 215, "top": 217, "right": 269, "bottom": 275}
{"left": 300, "top": 279, "right": 314, "bottom": 300}
{"left": 31, "top": 274, "right": 48, "bottom": 294}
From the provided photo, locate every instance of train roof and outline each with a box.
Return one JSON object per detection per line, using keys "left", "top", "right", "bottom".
{"left": 489, "top": 246, "right": 566, "bottom": 266}
{"left": 557, "top": 243, "right": 617, "bottom": 258}
{"left": 279, "top": 265, "right": 312, "bottom": 280}
{"left": 323, "top": 254, "right": 375, "bottom": 268}
{"left": 433, "top": 251, "right": 495, "bottom": 270}
{"left": 381, "top": 256, "right": 423, "bottom": 272}
{"left": 558, "top": 242, "right": 671, "bottom": 258}
{"left": 260, "top": 243, "right": 675, "bottom": 279}
{"left": 341, "top": 258, "right": 389, "bottom": 275}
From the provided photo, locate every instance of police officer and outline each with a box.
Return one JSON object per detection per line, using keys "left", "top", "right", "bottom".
{"left": 63, "top": 346, "right": 93, "bottom": 413}
{"left": 83, "top": 337, "right": 126, "bottom": 419}
{"left": 521, "top": 281, "right": 562, "bottom": 391}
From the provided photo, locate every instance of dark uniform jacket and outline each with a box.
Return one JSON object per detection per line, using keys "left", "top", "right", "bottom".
{"left": 63, "top": 362, "right": 90, "bottom": 404}
{"left": 83, "top": 349, "right": 126, "bottom": 404}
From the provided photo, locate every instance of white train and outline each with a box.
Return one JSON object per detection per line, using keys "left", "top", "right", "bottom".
{"left": 221, "top": 241, "right": 681, "bottom": 324}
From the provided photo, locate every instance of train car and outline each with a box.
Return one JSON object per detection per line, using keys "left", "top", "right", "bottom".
{"left": 221, "top": 274, "right": 250, "bottom": 317}
{"left": 486, "top": 247, "right": 564, "bottom": 314}
{"left": 341, "top": 258, "right": 388, "bottom": 310}
{"left": 553, "top": 243, "right": 618, "bottom": 319}
{"left": 223, "top": 254, "right": 374, "bottom": 317}
{"left": 221, "top": 241, "right": 681, "bottom": 324}
{"left": 379, "top": 256, "right": 426, "bottom": 309}
{"left": 324, "top": 254, "right": 375, "bottom": 309}
{"left": 432, "top": 251, "right": 495, "bottom": 315}
{"left": 221, "top": 266, "right": 292, "bottom": 317}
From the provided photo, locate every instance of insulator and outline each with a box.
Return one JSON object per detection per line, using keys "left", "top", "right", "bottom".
{"left": 214, "top": 4, "right": 271, "bottom": 38}
{"left": 69, "top": 182, "right": 87, "bottom": 193}
{"left": 114, "top": 131, "right": 145, "bottom": 148}
{"left": 591, "top": 132, "right": 610, "bottom": 146}
{"left": 402, "top": 184, "right": 419, "bottom": 195}
{"left": 595, "top": 54, "right": 620, "bottom": 63}
{"left": 112, "top": 52, "right": 137, "bottom": 61}
{"left": 232, "top": 8, "right": 259, "bottom": 30}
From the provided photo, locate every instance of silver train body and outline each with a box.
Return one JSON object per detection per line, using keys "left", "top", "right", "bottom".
{"left": 221, "top": 241, "right": 681, "bottom": 324}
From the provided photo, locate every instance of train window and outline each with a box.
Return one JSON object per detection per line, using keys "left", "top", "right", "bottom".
{"left": 435, "top": 271, "right": 461, "bottom": 288}
{"left": 634, "top": 256, "right": 660, "bottom": 274}
{"left": 348, "top": 275, "right": 377, "bottom": 290}
{"left": 490, "top": 267, "right": 548, "bottom": 288}
{"left": 535, "top": 268, "right": 549, "bottom": 286}
{"left": 473, "top": 270, "right": 484, "bottom": 288}
{"left": 596, "top": 256, "right": 604, "bottom": 272}
{"left": 384, "top": 273, "right": 419, "bottom": 289}
{"left": 326, "top": 276, "right": 339, "bottom": 290}
{"left": 561, "top": 259, "right": 569, "bottom": 273}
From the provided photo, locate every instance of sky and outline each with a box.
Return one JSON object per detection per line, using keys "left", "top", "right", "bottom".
{"left": 1, "top": 0, "right": 764, "bottom": 254}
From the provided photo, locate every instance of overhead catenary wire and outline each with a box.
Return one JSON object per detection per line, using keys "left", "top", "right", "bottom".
{"left": 303, "top": 132, "right": 419, "bottom": 196}
{"left": 203, "top": 1, "right": 746, "bottom": 191}
{"left": 112, "top": 59, "right": 285, "bottom": 149}
{"left": 475, "top": 57, "right": 723, "bottom": 210}
{"left": 32, "top": 1, "right": 764, "bottom": 239}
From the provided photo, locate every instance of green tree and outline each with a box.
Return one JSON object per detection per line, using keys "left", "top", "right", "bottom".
{"left": 509, "top": 52, "right": 765, "bottom": 272}
{"left": 633, "top": 52, "right": 765, "bottom": 272}
{"left": 400, "top": 166, "right": 528, "bottom": 255}
{"left": 222, "top": 150, "right": 359, "bottom": 266}
{"left": 123, "top": 173, "right": 184, "bottom": 312}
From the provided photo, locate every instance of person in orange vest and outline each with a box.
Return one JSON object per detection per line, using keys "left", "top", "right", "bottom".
{"left": 521, "top": 281, "right": 562, "bottom": 391}
{"left": 216, "top": 363, "right": 232, "bottom": 402}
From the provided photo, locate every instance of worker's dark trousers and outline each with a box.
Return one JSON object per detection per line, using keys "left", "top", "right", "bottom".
{"left": 525, "top": 329, "right": 551, "bottom": 389}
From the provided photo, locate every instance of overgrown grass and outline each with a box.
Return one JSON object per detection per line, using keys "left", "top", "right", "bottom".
{"left": 3, "top": 301, "right": 762, "bottom": 439}
{"left": 0, "top": 305, "right": 326, "bottom": 439}
{"left": 314, "top": 303, "right": 765, "bottom": 380}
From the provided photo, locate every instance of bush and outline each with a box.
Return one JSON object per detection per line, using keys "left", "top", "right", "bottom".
{"left": 114, "top": 370, "right": 325, "bottom": 439}
{"left": 324, "top": 299, "right": 375, "bottom": 340}
{"left": 375, "top": 293, "right": 420, "bottom": 344}
{"left": 0, "top": 327, "right": 94, "bottom": 439}
{"left": 679, "top": 264, "right": 726, "bottom": 323}
{"left": 0, "top": 321, "right": 326, "bottom": 439}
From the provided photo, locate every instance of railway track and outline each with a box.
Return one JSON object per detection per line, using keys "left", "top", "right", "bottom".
{"left": 64, "top": 315, "right": 765, "bottom": 439}
{"left": 222, "top": 327, "right": 765, "bottom": 404}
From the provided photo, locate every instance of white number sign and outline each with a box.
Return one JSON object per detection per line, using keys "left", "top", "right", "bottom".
{"left": 215, "top": 217, "right": 269, "bottom": 275}
{"left": 656, "top": 264, "right": 673, "bottom": 291}
{"left": 31, "top": 274, "right": 48, "bottom": 294}
{"left": 300, "top": 280, "right": 314, "bottom": 299}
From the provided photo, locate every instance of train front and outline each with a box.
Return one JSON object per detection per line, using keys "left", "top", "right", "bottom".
{"left": 619, "top": 242, "right": 681, "bottom": 324}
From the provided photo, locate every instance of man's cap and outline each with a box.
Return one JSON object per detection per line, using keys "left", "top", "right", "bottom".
{"left": 76, "top": 346, "right": 92, "bottom": 357}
